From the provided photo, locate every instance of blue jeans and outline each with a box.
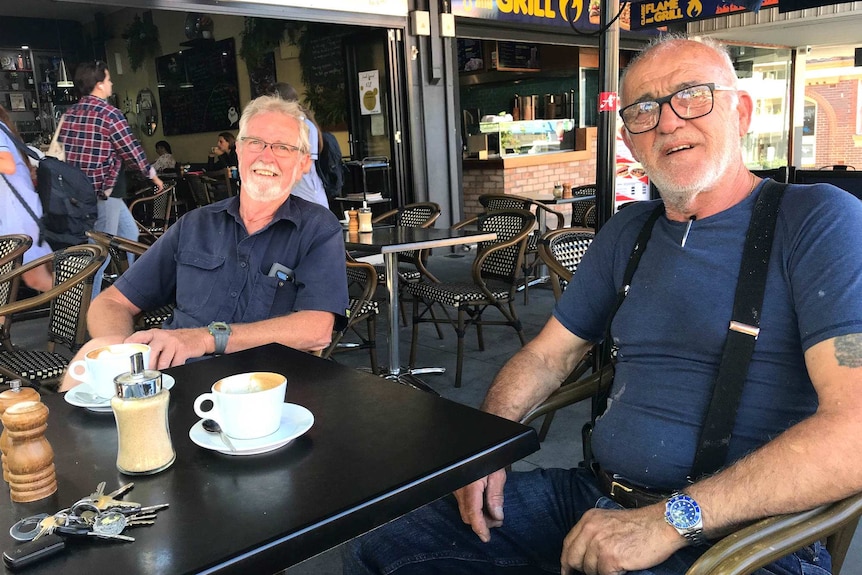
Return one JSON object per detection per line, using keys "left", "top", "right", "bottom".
{"left": 342, "top": 468, "right": 831, "bottom": 575}
{"left": 91, "top": 197, "right": 138, "bottom": 298}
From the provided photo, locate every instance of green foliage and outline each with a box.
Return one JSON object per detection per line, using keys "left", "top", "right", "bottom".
{"left": 123, "top": 14, "right": 161, "bottom": 72}
{"left": 239, "top": 18, "right": 286, "bottom": 70}
{"left": 285, "top": 22, "right": 347, "bottom": 128}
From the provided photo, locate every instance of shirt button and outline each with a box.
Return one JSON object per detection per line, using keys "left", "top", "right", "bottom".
{"left": 240, "top": 262, "right": 247, "bottom": 268}
{"left": 230, "top": 291, "right": 238, "bottom": 298}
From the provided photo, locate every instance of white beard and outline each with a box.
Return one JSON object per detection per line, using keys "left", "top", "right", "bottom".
{"left": 242, "top": 162, "right": 297, "bottom": 202}
{"left": 644, "top": 129, "right": 739, "bottom": 213}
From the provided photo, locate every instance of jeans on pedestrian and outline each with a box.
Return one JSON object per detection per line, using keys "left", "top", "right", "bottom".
{"left": 342, "top": 468, "right": 831, "bottom": 575}
{"left": 91, "top": 197, "right": 139, "bottom": 299}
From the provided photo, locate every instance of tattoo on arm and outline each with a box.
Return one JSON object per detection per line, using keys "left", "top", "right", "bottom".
{"left": 834, "top": 334, "right": 862, "bottom": 368}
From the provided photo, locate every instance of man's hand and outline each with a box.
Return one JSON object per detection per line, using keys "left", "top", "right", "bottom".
{"left": 560, "top": 505, "right": 686, "bottom": 575}
{"left": 152, "top": 175, "right": 164, "bottom": 192}
{"left": 126, "top": 327, "right": 210, "bottom": 370}
{"left": 453, "top": 468, "right": 507, "bottom": 543}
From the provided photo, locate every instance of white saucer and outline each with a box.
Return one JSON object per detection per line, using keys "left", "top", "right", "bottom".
{"left": 64, "top": 374, "right": 176, "bottom": 413}
{"left": 189, "top": 403, "right": 314, "bottom": 456}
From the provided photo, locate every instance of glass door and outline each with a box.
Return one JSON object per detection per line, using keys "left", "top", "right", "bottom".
{"left": 344, "top": 28, "right": 410, "bottom": 206}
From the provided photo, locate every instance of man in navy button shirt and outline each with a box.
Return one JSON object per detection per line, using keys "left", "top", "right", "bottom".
{"left": 61, "top": 96, "right": 348, "bottom": 388}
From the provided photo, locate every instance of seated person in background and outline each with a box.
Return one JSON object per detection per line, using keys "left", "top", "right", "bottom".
{"left": 60, "top": 95, "right": 349, "bottom": 389}
{"left": 0, "top": 104, "right": 53, "bottom": 292}
{"left": 271, "top": 83, "right": 329, "bottom": 208}
{"left": 152, "top": 140, "right": 176, "bottom": 173}
{"left": 207, "top": 131, "right": 238, "bottom": 172}
{"left": 345, "top": 35, "right": 862, "bottom": 575}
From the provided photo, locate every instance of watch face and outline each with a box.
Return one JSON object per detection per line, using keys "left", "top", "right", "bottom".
{"left": 666, "top": 495, "right": 701, "bottom": 530}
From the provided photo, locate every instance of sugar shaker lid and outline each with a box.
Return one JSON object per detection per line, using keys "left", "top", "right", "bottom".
{"left": 114, "top": 352, "right": 162, "bottom": 399}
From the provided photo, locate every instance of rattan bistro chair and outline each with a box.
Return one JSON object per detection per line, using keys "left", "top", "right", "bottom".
{"left": 370, "top": 202, "right": 442, "bottom": 329}
{"left": 479, "top": 193, "right": 564, "bottom": 304}
{"left": 321, "top": 255, "right": 379, "bottom": 372}
{"left": 537, "top": 227, "right": 595, "bottom": 301}
{"left": 0, "top": 244, "right": 106, "bottom": 390}
{"left": 405, "top": 209, "right": 535, "bottom": 387}
{"left": 128, "top": 183, "right": 176, "bottom": 244}
{"left": 85, "top": 231, "right": 174, "bottom": 330}
{"left": 0, "top": 234, "right": 32, "bottom": 351}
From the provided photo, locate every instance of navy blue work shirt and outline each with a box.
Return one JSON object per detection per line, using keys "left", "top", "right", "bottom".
{"left": 114, "top": 194, "right": 348, "bottom": 330}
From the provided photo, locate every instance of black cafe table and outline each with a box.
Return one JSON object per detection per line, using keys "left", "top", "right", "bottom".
{"left": 344, "top": 226, "right": 496, "bottom": 384}
{"left": 0, "top": 344, "right": 538, "bottom": 574}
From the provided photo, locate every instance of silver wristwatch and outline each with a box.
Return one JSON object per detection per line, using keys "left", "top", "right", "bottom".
{"left": 664, "top": 492, "right": 706, "bottom": 546}
{"left": 207, "top": 321, "right": 231, "bottom": 355}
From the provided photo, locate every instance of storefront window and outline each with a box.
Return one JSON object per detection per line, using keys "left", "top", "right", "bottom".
{"left": 729, "top": 45, "right": 792, "bottom": 170}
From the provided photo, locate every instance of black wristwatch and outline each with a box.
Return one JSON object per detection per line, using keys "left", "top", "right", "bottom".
{"left": 207, "top": 321, "right": 231, "bottom": 355}
{"left": 664, "top": 492, "right": 706, "bottom": 546}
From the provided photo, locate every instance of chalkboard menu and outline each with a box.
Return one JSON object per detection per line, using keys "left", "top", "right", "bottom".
{"left": 156, "top": 38, "right": 240, "bottom": 136}
{"left": 458, "top": 39, "right": 484, "bottom": 72}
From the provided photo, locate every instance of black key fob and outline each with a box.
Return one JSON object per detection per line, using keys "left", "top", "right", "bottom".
{"left": 3, "top": 533, "right": 66, "bottom": 570}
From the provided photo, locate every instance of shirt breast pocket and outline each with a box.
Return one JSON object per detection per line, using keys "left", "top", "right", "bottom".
{"left": 175, "top": 252, "right": 225, "bottom": 315}
{"left": 252, "top": 273, "right": 298, "bottom": 320}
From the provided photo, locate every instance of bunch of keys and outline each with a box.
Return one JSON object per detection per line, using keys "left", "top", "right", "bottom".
{"left": 4, "top": 481, "right": 169, "bottom": 570}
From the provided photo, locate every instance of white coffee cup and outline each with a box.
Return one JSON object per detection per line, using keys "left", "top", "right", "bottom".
{"left": 68, "top": 343, "right": 152, "bottom": 399}
{"left": 193, "top": 372, "right": 287, "bottom": 440}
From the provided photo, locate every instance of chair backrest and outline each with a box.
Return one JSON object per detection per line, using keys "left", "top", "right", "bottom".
{"left": 538, "top": 227, "right": 595, "bottom": 301}
{"left": 128, "top": 184, "right": 175, "bottom": 243}
{"left": 571, "top": 198, "right": 596, "bottom": 228}
{"left": 471, "top": 209, "right": 536, "bottom": 286}
{"left": 185, "top": 174, "right": 213, "bottom": 208}
{"left": 85, "top": 230, "right": 151, "bottom": 279}
{"left": 479, "top": 193, "right": 565, "bottom": 231}
{"left": 46, "top": 244, "right": 107, "bottom": 351}
{"left": 0, "top": 234, "right": 31, "bottom": 310}
{"left": 571, "top": 184, "right": 597, "bottom": 197}
{"left": 374, "top": 202, "right": 442, "bottom": 266}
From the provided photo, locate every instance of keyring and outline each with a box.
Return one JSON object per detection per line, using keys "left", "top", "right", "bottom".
{"left": 9, "top": 513, "right": 49, "bottom": 541}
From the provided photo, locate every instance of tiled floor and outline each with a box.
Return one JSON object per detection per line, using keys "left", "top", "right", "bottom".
{"left": 12, "top": 248, "right": 862, "bottom": 574}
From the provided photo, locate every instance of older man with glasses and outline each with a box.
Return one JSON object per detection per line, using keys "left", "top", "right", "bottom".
{"left": 60, "top": 96, "right": 348, "bottom": 387}
{"left": 343, "top": 35, "right": 862, "bottom": 575}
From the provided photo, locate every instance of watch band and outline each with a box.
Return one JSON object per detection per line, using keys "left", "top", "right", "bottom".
{"left": 208, "top": 322, "right": 231, "bottom": 355}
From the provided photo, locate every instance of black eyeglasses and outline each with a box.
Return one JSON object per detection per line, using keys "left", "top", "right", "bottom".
{"left": 239, "top": 137, "right": 305, "bottom": 158}
{"left": 618, "top": 83, "right": 736, "bottom": 134}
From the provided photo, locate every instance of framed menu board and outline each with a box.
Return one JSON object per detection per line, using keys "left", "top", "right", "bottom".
{"left": 156, "top": 38, "right": 240, "bottom": 136}
{"left": 496, "top": 41, "right": 540, "bottom": 71}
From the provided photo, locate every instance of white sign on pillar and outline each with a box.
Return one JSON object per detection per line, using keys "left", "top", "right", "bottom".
{"left": 359, "top": 70, "right": 381, "bottom": 116}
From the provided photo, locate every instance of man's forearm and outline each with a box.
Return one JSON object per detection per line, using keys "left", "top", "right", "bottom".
{"left": 87, "top": 295, "right": 137, "bottom": 339}
{"left": 225, "top": 310, "right": 335, "bottom": 355}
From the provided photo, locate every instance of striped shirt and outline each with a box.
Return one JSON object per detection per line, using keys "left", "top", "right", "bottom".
{"left": 59, "top": 95, "right": 152, "bottom": 199}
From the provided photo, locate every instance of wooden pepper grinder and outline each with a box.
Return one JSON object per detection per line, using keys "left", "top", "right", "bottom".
{"left": 347, "top": 209, "right": 360, "bottom": 232}
{"left": 2, "top": 399, "right": 57, "bottom": 502}
{"left": 0, "top": 380, "right": 40, "bottom": 484}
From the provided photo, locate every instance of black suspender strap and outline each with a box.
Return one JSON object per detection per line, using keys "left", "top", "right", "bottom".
{"left": 689, "top": 179, "right": 786, "bottom": 480}
{"left": 595, "top": 181, "right": 786, "bottom": 481}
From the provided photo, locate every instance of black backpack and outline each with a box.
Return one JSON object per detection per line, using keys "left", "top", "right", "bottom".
{"left": 315, "top": 132, "right": 345, "bottom": 199}
{"left": 0, "top": 123, "right": 97, "bottom": 251}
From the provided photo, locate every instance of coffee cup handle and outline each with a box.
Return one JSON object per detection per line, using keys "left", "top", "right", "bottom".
{"left": 67, "top": 360, "right": 90, "bottom": 382}
{"left": 193, "top": 393, "right": 219, "bottom": 421}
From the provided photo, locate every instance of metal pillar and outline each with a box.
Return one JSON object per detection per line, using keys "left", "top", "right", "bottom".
{"left": 595, "top": 0, "right": 620, "bottom": 231}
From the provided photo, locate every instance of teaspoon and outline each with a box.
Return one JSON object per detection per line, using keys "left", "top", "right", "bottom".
{"left": 202, "top": 419, "right": 236, "bottom": 452}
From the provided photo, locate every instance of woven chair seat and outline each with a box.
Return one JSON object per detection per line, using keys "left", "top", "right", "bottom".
{"left": 138, "top": 304, "right": 176, "bottom": 329}
{"left": 406, "top": 280, "right": 511, "bottom": 308}
{"left": 0, "top": 350, "right": 70, "bottom": 384}
{"left": 373, "top": 266, "right": 422, "bottom": 284}
{"left": 349, "top": 298, "right": 379, "bottom": 318}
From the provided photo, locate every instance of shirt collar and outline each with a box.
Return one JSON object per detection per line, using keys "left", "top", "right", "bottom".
{"left": 222, "top": 194, "right": 303, "bottom": 233}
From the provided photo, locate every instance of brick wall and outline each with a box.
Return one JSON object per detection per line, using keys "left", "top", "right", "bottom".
{"left": 806, "top": 79, "right": 862, "bottom": 169}
{"left": 462, "top": 132, "right": 597, "bottom": 224}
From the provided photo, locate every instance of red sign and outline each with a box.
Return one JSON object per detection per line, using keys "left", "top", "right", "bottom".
{"left": 599, "top": 92, "right": 619, "bottom": 112}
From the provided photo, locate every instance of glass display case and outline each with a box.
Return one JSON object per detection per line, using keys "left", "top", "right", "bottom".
{"left": 479, "top": 118, "right": 577, "bottom": 157}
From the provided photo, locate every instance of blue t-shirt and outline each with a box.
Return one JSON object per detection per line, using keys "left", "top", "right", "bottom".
{"left": 115, "top": 194, "right": 349, "bottom": 330}
{"left": 554, "top": 182, "right": 862, "bottom": 490}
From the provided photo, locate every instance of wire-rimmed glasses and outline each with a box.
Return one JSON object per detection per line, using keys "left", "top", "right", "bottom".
{"left": 619, "top": 83, "right": 736, "bottom": 134}
{"left": 239, "top": 137, "right": 305, "bottom": 157}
